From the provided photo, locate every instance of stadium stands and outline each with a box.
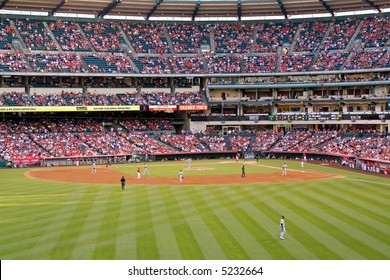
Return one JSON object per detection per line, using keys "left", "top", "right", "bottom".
{"left": 0, "top": 14, "right": 389, "bottom": 169}
{"left": 0, "top": 15, "right": 388, "bottom": 74}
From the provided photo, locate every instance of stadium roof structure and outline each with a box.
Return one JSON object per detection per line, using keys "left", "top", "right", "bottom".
{"left": 0, "top": 0, "right": 389, "bottom": 20}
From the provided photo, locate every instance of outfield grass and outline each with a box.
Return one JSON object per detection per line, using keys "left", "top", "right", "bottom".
{"left": 0, "top": 159, "right": 389, "bottom": 260}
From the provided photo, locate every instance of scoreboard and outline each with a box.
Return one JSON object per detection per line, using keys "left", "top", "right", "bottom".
{"left": 276, "top": 113, "right": 342, "bottom": 121}
{"left": 307, "top": 113, "right": 342, "bottom": 121}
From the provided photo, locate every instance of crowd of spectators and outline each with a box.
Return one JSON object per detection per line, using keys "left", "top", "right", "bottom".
{"left": 122, "top": 22, "right": 169, "bottom": 54}
{"left": 2, "top": 91, "right": 33, "bottom": 106}
{"left": 0, "top": 120, "right": 51, "bottom": 160}
{"left": 1, "top": 91, "right": 207, "bottom": 107}
{"left": 48, "top": 20, "right": 92, "bottom": 51}
{"left": 62, "top": 91, "right": 93, "bottom": 106}
{"left": 167, "top": 23, "right": 211, "bottom": 54}
{"left": 80, "top": 22, "right": 125, "bottom": 52}
{"left": 2, "top": 120, "right": 390, "bottom": 164}
{"left": 0, "top": 18, "right": 16, "bottom": 49}
{"left": 229, "top": 135, "right": 251, "bottom": 152}
{"left": 168, "top": 55, "right": 206, "bottom": 74}
{"left": 128, "top": 132, "right": 176, "bottom": 154}
{"left": 0, "top": 16, "right": 389, "bottom": 74}
{"left": 254, "top": 21, "right": 298, "bottom": 53}
{"left": 32, "top": 93, "right": 66, "bottom": 106}
{"left": 199, "top": 135, "right": 227, "bottom": 151}
{"left": 144, "top": 119, "right": 175, "bottom": 131}
{"left": 358, "top": 16, "right": 390, "bottom": 48}
{"left": 206, "top": 55, "right": 241, "bottom": 73}
{"left": 117, "top": 119, "right": 149, "bottom": 131}
{"left": 89, "top": 92, "right": 123, "bottom": 106}
{"left": 311, "top": 51, "right": 349, "bottom": 71}
{"left": 294, "top": 21, "right": 328, "bottom": 52}
{"left": 375, "top": 50, "right": 390, "bottom": 68}
{"left": 132, "top": 56, "right": 171, "bottom": 74}
{"left": 0, "top": 51, "right": 29, "bottom": 72}
{"left": 251, "top": 130, "right": 283, "bottom": 151}
{"left": 14, "top": 18, "right": 58, "bottom": 51}
{"left": 213, "top": 23, "right": 254, "bottom": 54}
{"left": 175, "top": 91, "right": 205, "bottom": 105}
{"left": 342, "top": 49, "right": 386, "bottom": 70}
{"left": 279, "top": 54, "right": 313, "bottom": 72}
{"left": 159, "top": 134, "right": 208, "bottom": 152}
{"left": 321, "top": 18, "right": 359, "bottom": 51}
{"left": 26, "top": 53, "right": 86, "bottom": 73}
{"left": 82, "top": 53, "right": 136, "bottom": 73}
{"left": 242, "top": 54, "right": 278, "bottom": 73}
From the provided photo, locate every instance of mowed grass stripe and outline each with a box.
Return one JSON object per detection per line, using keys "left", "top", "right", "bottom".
{"left": 214, "top": 207, "right": 272, "bottom": 259}
{"left": 183, "top": 187, "right": 227, "bottom": 259}
{"left": 229, "top": 204, "right": 283, "bottom": 259}
{"left": 42, "top": 187, "right": 100, "bottom": 259}
{"left": 255, "top": 191, "right": 337, "bottom": 259}
{"left": 93, "top": 188, "right": 123, "bottom": 259}
{"left": 0, "top": 203, "right": 62, "bottom": 244}
{"left": 241, "top": 201, "right": 317, "bottom": 259}
{"left": 167, "top": 186, "right": 205, "bottom": 259}
{"left": 330, "top": 179, "right": 390, "bottom": 206}
{"left": 345, "top": 178, "right": 390, "bottom": 192}
{"left": 230, "top": 184, "right": 324, "bottom": 259}
{"left": 261, "top": 197, "right": 354, "bottom": 259}
{"left": 300, "top": 189, "right": 390, "bottom": 258}
{"left": 203, "top": 213, "right": 250, "bottom": 259}
{"left": 211, "top": 183, "right": 323, "bottom": 259}
{"left": 0, "top": 181, "right": 93, "bottom": 259}
{"left": 114, "top": 187, "right": 137, "bottom": 259}
{"left": 10, "top": 190, "right": 83, "bottom": 259}
{"left": 330, "top": 181, "right": 390, "bottom": 208}
{"left": 205, "top": 185, "right": 274, "bottom": 259}
{"left": 313, "top": 182, "right": 390, "bottom": 229}
{"left": 0, "top": 205, "right": 64, "bottom": 259}
{"left": 135, "top": 185, "right": 159, "bottom": 260}
{"left": 290, "top": 188, "right": 387, "bottom": 259}
{"left": 190, "top": 185, "right": 250, "bottom": 259}
{"left": 209, "top": 188, "right": 271, "bottom": 259}
{"left": 148, "top": 186, "right": 182, "bottom": 259}
{"left": 1, "top": 161, "right": 390, "bottom": 260}
{"left": 68, "top": 185, "right": 111, "bottom": 259}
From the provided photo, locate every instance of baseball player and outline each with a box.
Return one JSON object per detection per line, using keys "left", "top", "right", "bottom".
{"left": 280, "top": 215, "right": 286, "bottom": 240}
{"left": 282, "top": 163, "right": 288, "bottom": 176}
{"left": 178, "top": 170, "right": 184, "bottom": 183}
{"left": 91, "top": 162, "right": 97, "bottom": 173}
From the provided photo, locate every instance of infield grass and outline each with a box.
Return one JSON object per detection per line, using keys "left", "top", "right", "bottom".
{"left": 0, "top": 159, "right": 389, "bottom": 260}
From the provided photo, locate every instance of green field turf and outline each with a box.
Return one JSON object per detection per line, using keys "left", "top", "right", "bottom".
{"left": 0, "top": 159, "right": 389, "bottom": 260}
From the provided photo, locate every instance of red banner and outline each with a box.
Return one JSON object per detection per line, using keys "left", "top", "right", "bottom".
{"left": 12, "top": 157, "right": 41, "bottom": 166}
{"left": 148, "top": 105, "right": 177, "bottom": 111}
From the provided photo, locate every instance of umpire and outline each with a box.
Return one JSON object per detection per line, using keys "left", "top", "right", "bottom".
{"left": 120, "top": 176, "right": 126, "bottom": 190}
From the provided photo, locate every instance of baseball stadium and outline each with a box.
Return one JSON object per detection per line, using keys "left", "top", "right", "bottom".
{"left": 0, "top": 0, "right": 389, "bottom": 260}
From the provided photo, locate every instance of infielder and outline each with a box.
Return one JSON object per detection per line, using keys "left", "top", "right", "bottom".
{"left": 178, "top": 170, "right": 184, "bottom": 183}
{"left": 282, "top": 163, "right": 288, "bottom": 176}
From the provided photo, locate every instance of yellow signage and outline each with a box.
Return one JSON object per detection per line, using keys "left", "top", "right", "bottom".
{"left": 0, "top": 106, "right": 140, "bottom": 113}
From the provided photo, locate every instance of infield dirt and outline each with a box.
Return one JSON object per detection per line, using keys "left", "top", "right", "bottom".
{"left": 26, "top": 166, "right": 340, "bottom": 185}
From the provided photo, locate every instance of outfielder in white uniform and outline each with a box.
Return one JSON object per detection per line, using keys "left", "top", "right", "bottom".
{"left": 280, "top": 215, "right": 286, "bottom": 240}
